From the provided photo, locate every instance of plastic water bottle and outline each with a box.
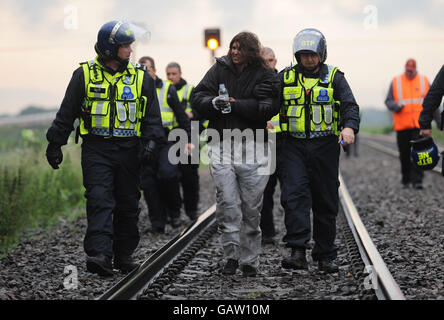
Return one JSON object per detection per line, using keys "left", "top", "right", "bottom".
{"left": 218, "top": 84, "right": 231, "bottom": 114}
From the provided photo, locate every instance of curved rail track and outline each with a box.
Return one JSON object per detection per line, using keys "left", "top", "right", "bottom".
{"left": 99, "top": 167, "right": 406, "bottom": 300}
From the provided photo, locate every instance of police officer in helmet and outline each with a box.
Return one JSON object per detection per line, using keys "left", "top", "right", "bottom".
{"left": 46, "top": 20, "right": 164, "bottom": 276}
{"left": 279, "top": 28, "right": 360, "bottom": 273}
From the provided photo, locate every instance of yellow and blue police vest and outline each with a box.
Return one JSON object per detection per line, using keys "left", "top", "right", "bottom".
{"left": 80, "top": 57, "right": 147, "bottom": 138}
{"left": 280, "top": 64, "right": 340, "bottom": 139}
{"left": 157, "top": 80, "right": 177, "bottom": 130}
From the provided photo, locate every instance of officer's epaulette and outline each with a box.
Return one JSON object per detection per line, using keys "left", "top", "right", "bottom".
{"left": 135, "top": 63, "right": 147, "bottom": 71}
{"left": 279, "top": 64, "right": 297, "bottom": 75}
{"left": 79, "top": 60, "right": 97, "bottom": 67}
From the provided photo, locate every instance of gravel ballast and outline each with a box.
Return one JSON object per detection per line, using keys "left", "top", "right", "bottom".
{"left": 0, "top": 136, "right": 442, "bottom": 300}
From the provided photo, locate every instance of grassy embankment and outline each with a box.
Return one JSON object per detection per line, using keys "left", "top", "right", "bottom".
{"left": 0, "top": 125, "right": 84, "bottom": 256}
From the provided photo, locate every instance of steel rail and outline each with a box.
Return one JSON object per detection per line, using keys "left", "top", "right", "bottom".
{"left": 98, "top": 204, "right": 216, "bottom": 300}
{"left": 338, "top": 173, "right": 406, "bottom": 300}
{"left": 100, "top": 164, "right": 405, "bottom": 300}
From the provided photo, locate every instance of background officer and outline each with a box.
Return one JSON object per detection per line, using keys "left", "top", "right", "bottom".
{"left": 45, "top": 21, "right": 164, "bottom": 276}
{"left": 138, "top": 56, "right": 191, "bottom": 233}
{"left": 279, "top": 28, "right": 360, "bottom": 273}
{"left": 166, "top": 62, "right": 201, "bottom": 221}
{"left": 385, "top": 59, "right": 430, "bottom": 189}
{"left": 260, "top": 47, "right": 281, "bottom": 245}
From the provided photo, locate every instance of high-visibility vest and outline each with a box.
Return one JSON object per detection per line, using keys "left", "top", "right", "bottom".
{"left": 392, "top": 73, "right": 429, "bottom": 131}
{"left": 280, "top": 64, "right": 340, "bottom": 138}
{"left": 268, "top": 114, "right": 281, "bottom": 133}
{"left": 80, "top": 57, "right": 147, "bottom": 137}
{"left": 156, "top": 80, "right": 177, "bottom": 130}
{"left": 177, "top": 83, "right": 209, "bottom": 129}
{"left": 176, "top": 84, "right": 194, "bottom": 114}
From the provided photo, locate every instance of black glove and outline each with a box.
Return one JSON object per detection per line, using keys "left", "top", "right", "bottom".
{"left": 395, "top": 104, "right": 404, "bottom": 113}
{"left": 253, "top": 82, "right": 274, "bottom": 99}
{"left": 139, "top": 140, "right": 157, "bottom": 165}
{"left": 46, "top": 143, "right": 63, "bottom": 169}
{"left": 211, "top": 96, "right": 230, "bottom": 111}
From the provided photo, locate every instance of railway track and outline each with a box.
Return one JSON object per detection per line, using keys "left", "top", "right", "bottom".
{"left": 2, "top": 133, "right": 441, "bottom": 301}
{"left": 99, "top": 168, "right": 405, "bottom": 300}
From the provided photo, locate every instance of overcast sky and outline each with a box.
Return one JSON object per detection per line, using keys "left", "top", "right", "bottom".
{"left": 1, "top": 0, "right": 444, "bottom": 115}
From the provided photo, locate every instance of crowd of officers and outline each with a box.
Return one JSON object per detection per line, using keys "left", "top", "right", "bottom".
{"left": 55, "top": 20, "right": 444, "bottom": 279}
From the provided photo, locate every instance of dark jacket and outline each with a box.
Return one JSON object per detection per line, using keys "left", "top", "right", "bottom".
{"left": 155, "top": 77, "right": 191, "bottom": 140}
{"left": 46, "top": 62, "right": 164, "bottom": 148}
{"left": 419, "top": 65, "right": 444, "bottom": 129}
{"left": 279, "top": 64, "right": 360, "bottom": 133}
{"left": 190, "top": 56, "right": 280, "bottom": 138}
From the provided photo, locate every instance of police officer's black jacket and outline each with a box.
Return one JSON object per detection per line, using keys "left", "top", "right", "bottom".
{"left": 419, "top": 65, "right": 444, "bottom": 129}
{"left": 190, "top": 55, "right": 280, "bottom": 138}
{"left": 278, "top": 64, "right": 360, "bottom": 133}
{"left": 46, "top": 62, "right": 164, "bottom": 148}
{"left": 155, "top": 77, "right": 191, "bottom": 140}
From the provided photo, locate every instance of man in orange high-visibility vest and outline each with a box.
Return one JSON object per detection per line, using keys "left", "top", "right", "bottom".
{"left": 385, "top": 59, "right": 430, "bottom": 189}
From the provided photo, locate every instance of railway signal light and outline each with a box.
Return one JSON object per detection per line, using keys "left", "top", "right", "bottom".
{"left": 204, "top": 28, "right": 220, "bottom": 50}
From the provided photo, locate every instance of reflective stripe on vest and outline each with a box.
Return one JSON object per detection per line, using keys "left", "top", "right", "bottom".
{"left": 280, "top": 65, "right": 340, "bottom": 139}
{"left": 79, "top": 57, "right": 146, "bottom": 137}
{"left": 157, "top": 80, "right": 176, "bottom": 130}
{"left": 392, "top": 73, "right": 429, "bottom": 131}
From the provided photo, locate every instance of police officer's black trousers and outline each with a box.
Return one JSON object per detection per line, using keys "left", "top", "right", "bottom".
{"left": 81, "top": 141, "right": 141, "bottom": 260}
{"left": 140, "top": 142, "right": 182, "bottom": 229}
{"left": 396, "top": 129, "right": 423, "bottom": 185}
{"left": 281, "top": 135, "right": 340, "bottom": 261}
{"left": 179, "top": 162, "right": 200, "bottom": 217}
{"left": 260, "top": 136, "right": 283, "bottom": 238}
{"left": 261, "top": 171, "right": 278, "bottom": 238}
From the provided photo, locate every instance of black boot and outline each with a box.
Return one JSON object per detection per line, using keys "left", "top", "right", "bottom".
{"left": 240, "top": 265, "right": 257, "bottom": 277}
{"left": 281, "top": 248, "right": 308, "bottom": 270}
{"left": 186, "top": 210, "right": 198, "bottom": 221}
{"left": 221, "top": 259, "right": 238, "bottom": 275}
{"left": 171, "top": 217, "right": 183, "bottom": 228}
{"left": 86, "top": 254, "right": 113, "bottom": 277}
{"left": 114, "top": 256, "right": 140, "bottom": 273}
{"left": 318, "top": 259, "right": 339, "bottom": 273}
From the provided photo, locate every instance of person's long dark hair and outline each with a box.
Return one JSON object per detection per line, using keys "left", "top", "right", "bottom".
{"left": 228, "top": 32, "right": 267, "bottom": 68}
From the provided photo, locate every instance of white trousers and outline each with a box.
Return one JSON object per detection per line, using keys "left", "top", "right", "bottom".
{"left": 208, "top": 139, "right": 270, "bottom": 267}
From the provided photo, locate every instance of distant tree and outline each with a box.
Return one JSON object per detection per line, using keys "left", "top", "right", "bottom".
{"left": 18, "top": 106, "right": 57, "bottom": 116}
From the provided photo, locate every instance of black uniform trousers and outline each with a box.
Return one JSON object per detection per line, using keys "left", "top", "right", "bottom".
{"left": 396, "top": 129, "right": 423, "bottom": 185}
{"left": 140, "top": 141, "right": 182, "bottom": 230}
{"left": 179, "top": 161, "right": 200, "bottom": 218}
{"left": 81, "top": 141, "right": 141, "bottom": 260}
{"left": 260, "top": 135, "right": 283, "bottom": 238}
{"left": 280, "top": 135, "right": 340, "bottom": 261}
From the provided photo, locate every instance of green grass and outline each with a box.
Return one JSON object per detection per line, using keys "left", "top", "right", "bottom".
{"left": 0, "top": 125, "right": 85, "bottom": 256}
{"left": 360, "top": 124, "right": 444, "bottom": 144}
